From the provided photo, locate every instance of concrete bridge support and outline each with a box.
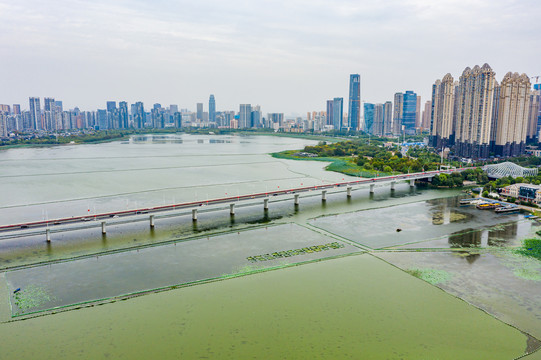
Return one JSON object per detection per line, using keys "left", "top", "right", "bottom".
{"left": 370, "top": 184, "right": 375, "bottom": 193}
{"left": 322, "top": 190, "right": 327, "bottom": 202}
{"left": 230, "top": 203, "right": 235, "bottom": 215}
{"left": 101, "top": 221, "right": 106, "bottom": 234}
{"left": 46, "top": 228, "right": 51, "bottom": 242}
{"left": 192, "top": 209, "right": 198, "bottom": 221}
{"left": 294, "top": 194, "right": 299, "bottom": 205}
{"left": 263, "top": 198, "right": 269, "bottom": 210}
{"left": 410, "top": 179, "right": 415, "bottom": 187}
{"left": 347, "top": 187, "right": 352, "bottom": 197}
{"left": 391, "top": 181, "right": 396, "bottom": 190}
{"left": 150, "top": 215, "right": 155, "bottom": 228}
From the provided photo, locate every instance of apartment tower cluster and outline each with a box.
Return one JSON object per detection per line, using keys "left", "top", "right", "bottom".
{"left": 430, "top": 64, "right": 540, "bottom": 158}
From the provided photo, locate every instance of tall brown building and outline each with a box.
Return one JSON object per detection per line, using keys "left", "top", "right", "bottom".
{"left": 430, "top": 73, "right": 456, "bottom": 149}
{"left": 454, "top": 64, "right": 496, "bottom": 158}
{"left": 494, "top": 72, "right": 531, "bottom": 156}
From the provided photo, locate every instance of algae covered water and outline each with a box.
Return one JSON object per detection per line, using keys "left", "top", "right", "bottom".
{"left": 0, "top": 134, "right": 539, "bottom": 359}
{"left": 0, "top": 255, "right": 529, "bottom": 359}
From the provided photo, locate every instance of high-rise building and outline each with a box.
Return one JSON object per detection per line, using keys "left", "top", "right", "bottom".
{"left": 119, "top": 101, "right": 129, "bottom": 128}
{"left": 196, "top": 103, "right": 203, "bottom": 121}
{"left": 527, "top": 90, "right": 540, "bottom": 143}
{"left": 363, "top": 103, "right": 374, "bottom": 134}
{"left": 493, "top": 72, "right": 531, "bottom": 156}
{"left": 326, "top": 100, "right": 334, "bottom": 126}
{"left": 402, "top": 91, "right": 417, "bottom": 135}
{"left": 421, "top": 101, "right": 432, "bottom": 130}
{"left": 455, "top": 64, "right": 496, "bottom": 158}
{"left": 133, "top": 102, "right": 145, "bottom": 129}
{"left": 430, "top": 74, "right": 455, "bottom": 148}
{"left": 267, "top": 113, "right": 283, "bottom": 130}
{"left": 415, "top": 96, "right": 421, "bottom": 128}
{"left": 44, "top": 98, "right": 55, "bottom": 111}
{"left": 97, "top": 109, "right": 108, "bottom": 130}
{"left": 332, "top": 98, "right": 343, "bottom": 131}
{"left": 251, "top": 105, "right": 262, "bottom": 128}
{"left": 209, "top": 95, "right": 216, "bottom": 123}
{"left": 239, "top": 104, "right": 252, "bottom": 128}
{"left": 29, "top": 97, "right": 41, "bottom": 130}
{"left": 383, "top": 101, "right": 393, "bottom": 135}
{"left": 392, "top": 93, "right": 403, "bottom": 135}
{"left": 348, "top": 74, "right": 361, "bottom": 131}
{"left": 372, "top": 104, "right": 385, "bottom": 136}
{"left": 12, "top": 104, "right": 21, "bottom": 115}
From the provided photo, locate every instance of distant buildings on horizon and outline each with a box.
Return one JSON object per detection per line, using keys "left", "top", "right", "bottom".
{"left": 1, "top": 68, "right": 540, "bottom": 159}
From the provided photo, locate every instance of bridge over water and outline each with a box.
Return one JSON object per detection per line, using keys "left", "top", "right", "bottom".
{"left": 0, "top": 168, "right": 475, "bottom": 241}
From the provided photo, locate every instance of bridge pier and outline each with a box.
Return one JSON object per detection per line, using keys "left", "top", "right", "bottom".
{"left": 322, "top": 190, "right": 327, "bottom": 202}
{"left": 347, "top": 186, "right": 352, "bottom": 197}
{"left": 263, "top": 198, "right": 269, "bottom": 210}
{"left": 46, "top": 228, "right": 51, "bottom": 242}
{"left": 101, "top": 221, "right": 106, "bottom": 234}
{"left": 410, "top": 179, "right": 415, "bottom": 187}
{"left": 294, "top": 194, "right": 299, "bottom": 205}
{"left": 391, "top": 181, "right": 396, "bottom": 191}
{"left": 150, "top": 215, "right": 155, "bottom": 228}
{"left": 230, "top": 203, "right": 235, "bottom": 215}
{"left": 192, "top": 209, "right": 198, "bottom": 221}
{"left": 370, "top": 184, "right": 375, "bottom": 193}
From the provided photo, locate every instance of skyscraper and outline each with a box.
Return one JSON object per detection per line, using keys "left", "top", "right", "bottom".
{"left": 455, "top": 64, "right": 496, "bottom": 158}
{"left": 29, "top": 97, "right": 41, "bottom": 130}
{"left": 326, "top": 100, "right": 334, "bottom": 126}
{"left": 527, "top": 90, "right": 540, "bottom": 143}
{"left": 415, "top": 96, "right": 421, "bottom": 128}
{"left": 383, "top": 101, "right": 393, "bottom": 135}
{"left": 332, "top": 98, "right": 343, "bottom": 131}
{"left": 430, "top": 74, "right": 455, "bottom": 148}
{"left": 421, "top": 101, "right": 432, "bottom": 130}
{"left": 372, "top": 104, "right": 385, "bottom": 136}
{"left": 209, "top": 95, "right": 216, "bottom": 123}
{"left": 196, "top": 103, "right": 203, "bottom": 121}
{"left": 133, "top": 102, "right": 145, "bottom": 129}
{"left": 348, "top": 74, "right": 361, "bottom": 131}
{"left": 392, "top": 93, "right": 403, "bottom": 135}
{"left": 363, "top": 103, "right": 375, "bottom": 134}
{"left": 119, "top": 101, "right": 129, "bottom": 128}
{"left": 402, "top": 91, "right": 418, "bottom": 135}
{"left": 493, "top": 72, "right": 531, "bottom": 156}
{"left": 12, "top": 104, "right": 21, "bottom": 115}
{"left": 239, "top": 104, "right": 252, "bottom": 128}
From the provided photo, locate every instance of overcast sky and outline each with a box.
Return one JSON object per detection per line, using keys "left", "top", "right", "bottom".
{"left": 0, "top": 0, "right": 540, "bottom": 116}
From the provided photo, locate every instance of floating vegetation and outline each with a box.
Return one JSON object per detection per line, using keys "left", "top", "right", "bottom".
{"left": 13, "top": 284, "right": 55, "bottom": 315}
{"left": 247, "top": 242, "right": 345, "bottom": 263}
{"left": 516, "top": 238, "right": 541, "bottom": 261}
{"left": 406, "top": 268, "right": 452, "bottom": 285}
{"left": 513, "top": 268, "right": 541, "bottom": 281}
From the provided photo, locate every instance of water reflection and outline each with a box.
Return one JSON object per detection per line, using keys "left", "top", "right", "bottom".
{"left": 449, "top": 229, "right": 481, "bottom": 248}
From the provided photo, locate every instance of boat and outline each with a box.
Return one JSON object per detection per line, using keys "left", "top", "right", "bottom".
{"left": 476, "top": 202, "right": 500, "bottom": 210}
{"left": 459, "top": 198, "right": 476, "bottom": 205}
{"left": 495, "top": 206, "right": 519, "bottom": 213}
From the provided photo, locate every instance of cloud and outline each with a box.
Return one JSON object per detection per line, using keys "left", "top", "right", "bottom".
{"left": 0, "top": 0, "right": 539, "bottom": 114}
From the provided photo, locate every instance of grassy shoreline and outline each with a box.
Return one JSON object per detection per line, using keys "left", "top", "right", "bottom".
{"left": 272, "top": 150, "right": 394, "bottom": 178}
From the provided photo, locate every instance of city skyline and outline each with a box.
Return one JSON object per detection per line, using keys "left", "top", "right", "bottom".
{"left": 1, "top": 0, "right": 540, "bottom": 115}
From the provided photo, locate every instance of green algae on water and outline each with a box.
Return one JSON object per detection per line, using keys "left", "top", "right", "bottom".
{"left": 13, "top": 284, "right": 55, "bottom": 315}
{"left": 406, "top": 268, "right": 452, "bottom": 285}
